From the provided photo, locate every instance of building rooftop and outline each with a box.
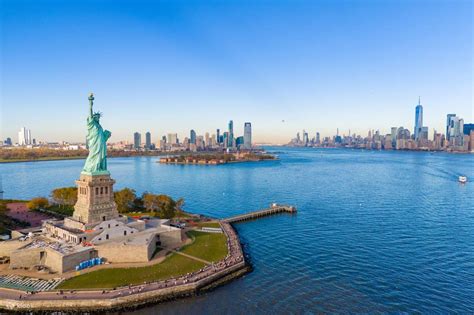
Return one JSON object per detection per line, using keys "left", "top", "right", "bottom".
{"left": 19, "top": 236, "right": 89, "bottom": 255}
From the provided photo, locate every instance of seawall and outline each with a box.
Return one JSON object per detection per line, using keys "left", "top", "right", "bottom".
{"left": 0, "top": 262, "right": 249, "bottom": 313}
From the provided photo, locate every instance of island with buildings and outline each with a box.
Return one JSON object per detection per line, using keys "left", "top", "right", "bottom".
{"left": 158, "top": 151, "right": 276, "bottom": 165}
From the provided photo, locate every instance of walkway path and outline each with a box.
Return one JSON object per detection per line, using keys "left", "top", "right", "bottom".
{"left": 171, "top": 250, "right": 212, "bottom": 265}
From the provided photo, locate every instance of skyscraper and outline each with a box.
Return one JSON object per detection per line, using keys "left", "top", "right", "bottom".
{"left": 167, "top": 133, "right": 178, "bottom": 145}
{"left": 190, "top": 129, "right": 196, "bottom": 144}
{"left": 145, "top": 132, "right": 151, "bottom": 149}
{"left": 243, "top": 122, "right": 252, "bottom": 149}
{"left": 133, "top": 132, "right": 141, "bottom": 149}
{"left": 228, "top": 120, "right": 234, "bottom": 148}
{"left": 420, "top": 127, "right": 429, "bottom": 141}
{"left": 216, "top": 129, "right": 220, "bottom": 144}
{"left": 446, "top": 114, "right": 456, "bottom": 141}
{"left": 223, "top": 132, "right": 229, "bottom": 148}
{"left": 303, "top": 130, "right": 309, "bottom": 146}
{"left": 414, "top": 97, "right": 423, "bottom": 140}
{"left": 391, "top": 127, "right": 397, "bottom": 147}
{"left": 463, "top": 123, "right": 474, "bottom": 136}
{"left": 236, "top": 136, "right": 244, "bottom": 147}
{"left": 196, "top": 136, "right": 204, "bottom": 150}
{"left": 205, "top": 132, "right": 210, "bottom": 148}
{"left": 18, "top": 127, "right": 31, "bottom": 146}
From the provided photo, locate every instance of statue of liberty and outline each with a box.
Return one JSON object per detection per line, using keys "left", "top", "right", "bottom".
{"left": 83, "top": 93, "right": 111, "bottom": 174}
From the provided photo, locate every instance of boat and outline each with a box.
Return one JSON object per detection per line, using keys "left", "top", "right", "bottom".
{"left": 459, "top": 176, "right": 467, "bottom": 183}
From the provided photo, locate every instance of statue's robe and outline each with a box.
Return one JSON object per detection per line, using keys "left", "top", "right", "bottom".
{"left": 83, "top": 115, "right": 111, "bottom": 173}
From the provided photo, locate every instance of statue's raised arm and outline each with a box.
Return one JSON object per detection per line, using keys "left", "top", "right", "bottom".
{"left": 88, "top": 93, "right": 94, "bottom": 118}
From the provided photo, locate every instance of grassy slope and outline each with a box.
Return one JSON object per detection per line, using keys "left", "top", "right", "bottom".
{"left": 57, "top": 253, "right": 205, "bottom": 290}
{"left": 181, "top": 230, "right": 228, "bottom": 263}
{"left": 197, "top": 222, "right": 221, "bottom": 228}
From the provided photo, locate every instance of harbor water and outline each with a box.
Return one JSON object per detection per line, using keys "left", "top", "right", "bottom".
{"left": 1, "top": 147, "right": 473, "bottom": 313}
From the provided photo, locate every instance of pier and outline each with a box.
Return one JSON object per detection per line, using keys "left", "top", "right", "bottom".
{"left": 222, "top": 204, "right": 297, "bottom": 223}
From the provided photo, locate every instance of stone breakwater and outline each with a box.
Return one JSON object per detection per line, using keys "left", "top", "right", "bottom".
{"left": 0, "top": 222, "right": 250, "bottom": 313}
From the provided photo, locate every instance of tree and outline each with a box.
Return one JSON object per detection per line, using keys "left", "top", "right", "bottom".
{"left": 142, "top": 192, "right": 159, "bottom": 212}
{"left": 114, "top": 188, "right": 136, "bottom": 213}
{"left": 132, "top": 197, "right": 144, "bottom": 211}
{"left": 160, "top": 201, "right": 176, "bottom": 219}
{"left": 156, "top": 194, "right": 176, "bottom": 219}
{"left": 51, "top": 187, "right": 77, "bottom": 208}
{"left": 27, "top": 197, "right": 49, "bottom": 210}
{"left": 175, "top": 197, "right": 185, "bottom": 216}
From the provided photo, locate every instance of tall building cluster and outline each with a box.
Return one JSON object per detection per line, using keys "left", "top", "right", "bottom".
{"left": 111, "top": 121, "right": 253, "bottom": 152}
{"left": 289, "top": 98, "right": 473, "bottom": 153}
{"left": 17, "top": 127, "right": 33, "bottom": 146}
{"left": 132, "top": 131, "right": 155, "bottom": 150}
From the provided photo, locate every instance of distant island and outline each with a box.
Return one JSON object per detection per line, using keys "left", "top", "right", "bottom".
{"left": 158, "top": 151, "right": 276, "bottom": 165}
{"left": 0, "top": 148, "right": 276, "bottom": 164}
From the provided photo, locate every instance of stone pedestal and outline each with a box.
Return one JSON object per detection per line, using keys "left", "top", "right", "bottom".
{"left": 67, "top": 173, "right": 119, "bottom": 230}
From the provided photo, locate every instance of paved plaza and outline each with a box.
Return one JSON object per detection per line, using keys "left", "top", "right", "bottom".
{"left": 6, "top": 203, "right": 52, "bottom": 228}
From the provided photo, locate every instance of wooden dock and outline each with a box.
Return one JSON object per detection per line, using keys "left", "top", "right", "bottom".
{"left": 222, "top": 204, "right": 297, "bottom": 223}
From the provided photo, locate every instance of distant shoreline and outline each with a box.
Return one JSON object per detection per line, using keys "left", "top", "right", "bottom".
{"left": 0, "top": 153, "right": 163, "bottom": 164}
{"left": 0, "top": 156, "right": 87, "bottom": 163}
{"left": 282, "top": 145, "right": 473, "bottom": 154}
{"left": 1, "top": 147, "right": 471, "bottom": 164}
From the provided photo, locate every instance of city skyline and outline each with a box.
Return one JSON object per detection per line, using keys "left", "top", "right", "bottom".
{"left": 288, "top": 100, "right": 473, "bottom": 152}
{"left": 1, "top": 1, "right": 472, "bottom": 144}
{"left": 6, "top": 101, "right": 471, "bottom": 146}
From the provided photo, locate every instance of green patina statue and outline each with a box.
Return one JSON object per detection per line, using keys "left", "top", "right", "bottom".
{"left": 82, "top": 93, "right": 111, "bottom": 175}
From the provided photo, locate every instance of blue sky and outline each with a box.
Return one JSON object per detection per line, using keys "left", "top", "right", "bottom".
{"left": 1, "top": 0, "right": 472, "bottom": 144}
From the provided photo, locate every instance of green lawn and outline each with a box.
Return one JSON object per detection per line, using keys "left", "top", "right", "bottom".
{"left": 180, "top": 230, "right": 228, "bottom": 263}
{"left": 57, "top": 253, "right": 205, "bottom": 290}
{"left": 197, "top": 221, "right": 221, "bottom": 228}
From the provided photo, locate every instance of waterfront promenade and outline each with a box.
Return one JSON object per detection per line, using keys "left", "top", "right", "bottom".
{"left": 0, "top": 222, "right": 247, "bottom": 312}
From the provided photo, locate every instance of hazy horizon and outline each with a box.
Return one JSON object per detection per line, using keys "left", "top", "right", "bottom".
{"left": 1, "top": 0, "right": 472, "bottom": 144}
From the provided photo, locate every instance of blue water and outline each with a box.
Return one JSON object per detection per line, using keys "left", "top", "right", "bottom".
{"left": 2, "top": 148, "right": 474, "bottom": 313}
